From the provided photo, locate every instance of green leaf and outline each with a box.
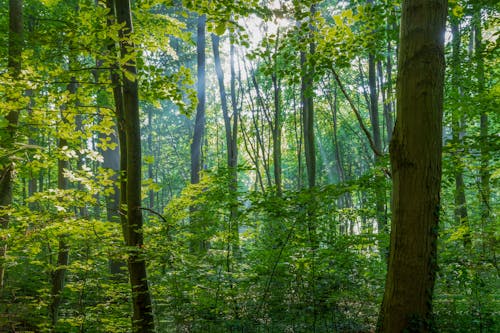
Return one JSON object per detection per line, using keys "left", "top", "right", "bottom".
{"left": 215, "top": 22, "right": 226, "bottom": 35}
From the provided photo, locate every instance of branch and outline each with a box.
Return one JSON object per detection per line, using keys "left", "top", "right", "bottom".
{"left": 140, "top": 207, "right": 167, "bottom": 224}
{"left": 331, "top": 66, "right": 383, "bottom": 158}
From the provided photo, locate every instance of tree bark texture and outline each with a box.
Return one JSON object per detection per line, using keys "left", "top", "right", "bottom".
{"left": 378, "top": 0, "right": 447, "bottom": 331}
{"left": 114, "top": 1, "right": 155, "bottom": 332}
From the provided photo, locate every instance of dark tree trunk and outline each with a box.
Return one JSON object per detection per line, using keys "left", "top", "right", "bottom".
{"left": 114, "top": 1, "right": 155, "bottom": 331}
{"left": 301, "top": 47, "right": 316, "bottom": 189}
{"left": 0, "top": 0, "right": 23, "bottom": 291}
{"left": 377, "top": 0, "right": 447, "bottom": 331}
{"left": 271, "top": 29, "right": 282, "bottom": 196}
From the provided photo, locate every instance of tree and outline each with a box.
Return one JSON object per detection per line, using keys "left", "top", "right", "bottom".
{"left": 114, "top": 0, "right": 155, "bottom": 331}
{"left": 377, "top": 0, "right": 447, "bottom": 331}
{"left": 0, "top": 0, "right": 23, "bottom": 291}
{"left": 191, "top": 14, "right": 206, "bottom": 187}
{"left": 212, "top": 32, "right": 239, "bottom": 254}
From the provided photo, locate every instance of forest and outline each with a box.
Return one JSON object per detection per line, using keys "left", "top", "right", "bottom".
{"left": 0, "top": 0, "right": 498, "bottom": 332}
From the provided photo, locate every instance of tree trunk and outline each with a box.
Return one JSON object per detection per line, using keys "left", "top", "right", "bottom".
{"left": 301, "top": 43, "right": 316, "bottom": 189}
{"left": 114, "top": 1, "right": 155, "bottom": 331}
{"left": 369, "top": 54, "right": 387, "bottom": 238}
{"left": 377, "top": 0, "right": 447, "bottom": 331}
{"left": 212, "top": 33, "right": 239, "bottom": 254}
{"left": 191, "top": 14, "right": 206, "bottom": 186}
{"left": 189, "top": 14, "right": 207, "bottom": 253}
{"left": 147, "top": 106, "right": 154, "bottom": 210}
{"left": 450, "top": 19, "right": 470, "bottom": 247}
{"left": 228, "top": 35, "right": 240, "bottom": 252}
{"left": 473, "top": 8, "right": 490, "bottom": 243}
{"left": 271, "top": 29, "right": 282, "bottom": 196}
{"left": 49, "top": 75, "right": 76, "bottom": 328}
{"left": 0, "top": 0, "right": 23, "bottom": 291}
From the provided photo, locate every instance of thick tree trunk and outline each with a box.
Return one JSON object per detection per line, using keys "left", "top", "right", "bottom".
{"left": 0, "top": 0, "right": 23, "bottom": 291}
{"left": 377, "top": 0, "right": 447, "bottom": 331}
{"left": 114, "top": 1, "right": 155, "bottom": 331}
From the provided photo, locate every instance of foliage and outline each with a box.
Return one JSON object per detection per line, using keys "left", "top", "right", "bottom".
{"left": 0, "top": 0, "right": 498, "bottom": 331}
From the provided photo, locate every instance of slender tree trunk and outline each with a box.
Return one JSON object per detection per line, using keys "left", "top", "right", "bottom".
{"left": 49, "top": 75, "right": 76, "bottom": 328}
{"left": 248, "top": 68, "right": 272, "bottom": 188}
{"left": 299, "top": 4, "right": 319, "bottom": 330}
{"left": 0, "top": 0, "right": 23, "bottom": 291}
{"left": 473, "top": 8, "right": 490, "bottom": 243}
{"left": 114, "top": 1, "right": 155, "bottom": 331}
{"left": 212, "top": 33, "right": 239, "bottom": 254}
{"left": 228, "top": 36, "right": 240, "bottom": 252}
{"left": 379, "top": 57, "right": 394, "bottom": 144}
{"left": 189, "top": 14, "right": 207, "bottom": 253}
{"left": 105, "top": 0, "right": 128, "bottom": 276}
{"left": 450, "top": 19, "right": 470, "bottom": 247}
{"left": 147, "top": 106, "right": 154, "bottom": 210}
{"left": 191, "top": 14, "right": 206, "bottom": 186}
{"left": 271, "top": 29, "right": 282, "bottom": 196}
{"left": 377, "top": 0, "right": 447, "bottom": 331}
{"left": 369, "top": 55, "right": 387, "bottom": 236}
{"left": 301, "top": 42, "right": 316, "bottom": 189}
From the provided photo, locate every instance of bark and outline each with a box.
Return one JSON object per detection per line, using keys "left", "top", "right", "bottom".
{"left": 0, "top": 0, "right": 23, "bottom": 291}
{"left": 450, "top": 20, "right": 470, "bottom": 247}
{"left": 377, "top": 0, "right": 447, "bottom": 331}
{"left": 114, "top": 1, "right": 155, "bottom": 331}
{"left": 271, "top": 28, "right": 282, "bottom": 196}
{"left": 191, "top": 14, "right": 206, "bottom": 185}
{"left": 300, "top": 40, "right": 316, "bottom": 189}
{"left": 368, "top": 52, "right": 387, "bottom": 237}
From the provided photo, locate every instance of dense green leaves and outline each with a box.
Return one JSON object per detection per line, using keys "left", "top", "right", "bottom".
{"left": 0, "top": 0, "right": 498, "bottom": 331}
